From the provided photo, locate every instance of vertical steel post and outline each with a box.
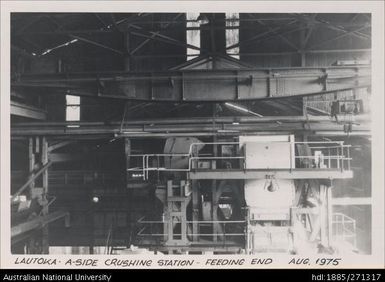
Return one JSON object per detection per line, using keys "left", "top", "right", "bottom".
{"left": 347, "top": 146, "right": 351, "bottom": 171}
{"left": 28, "top": 137, "right": 35, "bottom": 199}
{"left": 326, "top": 185, "right": 332, "bottom": 247}
{"left": 41, "top": 137, "right": 49, "bottom": 254}
{"left": 319, "top": 185, "right": 328, "bottom": 246}
{"left": 289, "top": 207, "right": 297, "bottom": 253}
{"left": 180, "top": 180, "right": 187, "bottom": 244}
{"left": 211, "top": 135, "right": 219, "bottom": 243}
{"left": 165, "top": 180, "right": 172, "bottom": 243}
{"left": 341, "top": 143, "right": 344, "bottom": 171}
{"left": 192, "top": 180, "right": 199, "bottom": 242}
{"left": 336, "top": 146, "right": 340, "bottom": 169}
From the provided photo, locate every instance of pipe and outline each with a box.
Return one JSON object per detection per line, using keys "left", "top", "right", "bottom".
{"left": 11, "top": 114, "right": 371, "bottom": 127}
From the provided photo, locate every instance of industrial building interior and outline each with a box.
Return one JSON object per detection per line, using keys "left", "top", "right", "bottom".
{"left": 10, "top": 12, "right": 372, "bottom": 255}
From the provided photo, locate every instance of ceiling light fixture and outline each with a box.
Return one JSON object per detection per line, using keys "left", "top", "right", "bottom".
{"left": 224, "top": 102, "right": 263, "bottom": 117}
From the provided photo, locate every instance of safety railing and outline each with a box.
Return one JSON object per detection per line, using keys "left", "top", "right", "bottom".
{"left": 127, "top": 141, "right": 351, "bottom": 180}
{"left": 127, "top": 154, "right": 191, "bottom": 180}
{"left": 11, "top": 170, "right": 125, "bottom": 188}
{"left": 332, "top": 212, "right": 357, "bottom": 248}
{"left": 293, "top": 141, "right": 352, "bottom": 171}
{"left": 48, "top": 170, "right": 124, "bottom": 186}
{"left": 135, "top": 217, "right": 245, "bottom": 242}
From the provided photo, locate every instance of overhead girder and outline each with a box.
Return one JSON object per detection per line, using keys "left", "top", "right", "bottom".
{"left": 11, "top": 100, "right": 47, "bottom": 120}
{"left": 13, "top": 65, "right": 370, "bottom": 102}
{"left": 11, "top": 115, "right": 370, "bottom": 138}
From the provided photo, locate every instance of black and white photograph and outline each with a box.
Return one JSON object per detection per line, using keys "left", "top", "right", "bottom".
{"left": 1, "top": 1, "right": 384, "bottom": 270}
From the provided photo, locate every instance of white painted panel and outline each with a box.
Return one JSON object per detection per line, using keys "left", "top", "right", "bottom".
{"left": 245, "top": 142, "right": 292, "bottom": 169}
{"left": 240, "top": 135, "right": 296, "bottom": 217}
{"left": 240, "top": 135, "right": 295, "bottom": 169}
{"left": 245, "top": 179, "right": 295, "bottom": 209}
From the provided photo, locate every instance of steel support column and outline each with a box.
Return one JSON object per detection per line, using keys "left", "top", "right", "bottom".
{"left": 319, "top": 184, "right": 331, "bottom": 247}
{"left": 41, "top": 137, "right": 49, "bottom": 254}
{"left": 326, "top": 185, "right": 333, "bottom": 247}
{"left": 18, "top": 136, "right": 51, "bottom": 254}
{"left": 211, "top": 136, "right": 218, "bottom": 243}
{"left": 191, "top": 180, "right": 200, "bottom": 242}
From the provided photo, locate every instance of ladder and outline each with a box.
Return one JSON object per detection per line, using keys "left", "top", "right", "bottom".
{"left": 164, "top": 180, "right": 190, "bottom": 246}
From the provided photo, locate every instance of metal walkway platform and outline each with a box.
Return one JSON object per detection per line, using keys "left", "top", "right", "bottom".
{"left": 188, "top": 168, "right": 353, "bottom": 180}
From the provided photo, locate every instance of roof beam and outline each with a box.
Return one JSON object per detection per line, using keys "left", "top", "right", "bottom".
{"left": 130, "top": 13, "right": 183, "bottom": 55}
{"left": 42, "top": 15, "right": 124, "bottom": 56}
{"left": 254, "top": 18, "right": 299, "bottom": 50}
{"left": 128, "top": 24, "right": 204, "bottom": 52}
{"left": 226, "top": 20, "right": 305, "bottom": 50}
{"left": 94, "top": 13, "right": 109, "bottom": 28}
{"left": 316, "top": 17, "right": 370, "bottom": 40}
{"left": 69, "top": 35, "right": 124, "bottom": 55}
{"left": 14, "top": 15, "right": 44, "bottom": 35}
{"left": 11, "top": 101, "right": 47, "bottom": 120}
{"left": 15, "top": 22, "right": 370, "bottom": 36}
{"left": 302, "top": 14, "right": 318, "bottom": 49}
{"left": 308, "top": 25, "right": 370, "bottom": 50}
{"left": 293, "top": 13, "right": 370, "bottom": 41}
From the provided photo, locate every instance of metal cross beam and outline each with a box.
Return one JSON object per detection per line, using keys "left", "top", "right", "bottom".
{"left": 11, "top": 101, "right": 47, "bottom": 120}
{"left": 11, "top": 211, "right": 70, "bottom": 239}
{"left": 130, "top": 13, "right": 184, "bottom": 55}
{"left": 14, "top": 15, "right": 45, "bottom": 35}
{"left": 11, "top": 115, "right": 370, "bottom": 138}
{"left": 70, "top": 35, "right": 124, "bottom": 55}
{"left": 308, "top": 25, "right": 371, "bottom": 50}
{"left": 246, "top": 13, "right": 300, "bottom": 51}
{"left": 13, "top": 65, "right": 371, "bottom": 102}
{"left": 12, "top": 160, "right": 52, "bottom": 199}
{"left": 293, "top": 14, "right": 371, "bottom": 41}
{"left": 128, "top": 26, "right": 203, "bottom": 52}
{"left": 301, "top": 14, "right": 318, "bottom": 49}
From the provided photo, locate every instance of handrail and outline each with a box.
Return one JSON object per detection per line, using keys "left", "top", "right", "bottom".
{"left": 332, "top": 212, "right": 357, "bottom": 248}
{"left": 127, "top": 140, "right": 352, "bottom": 180}
{"left": 187, "top": 140, "right": 346, "bottom": 155}
{"left": 138, "top": 218, "right": 245, "bottom": 224}
{"left": 136, "top": 219, "right": 246, "bottom": 238}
